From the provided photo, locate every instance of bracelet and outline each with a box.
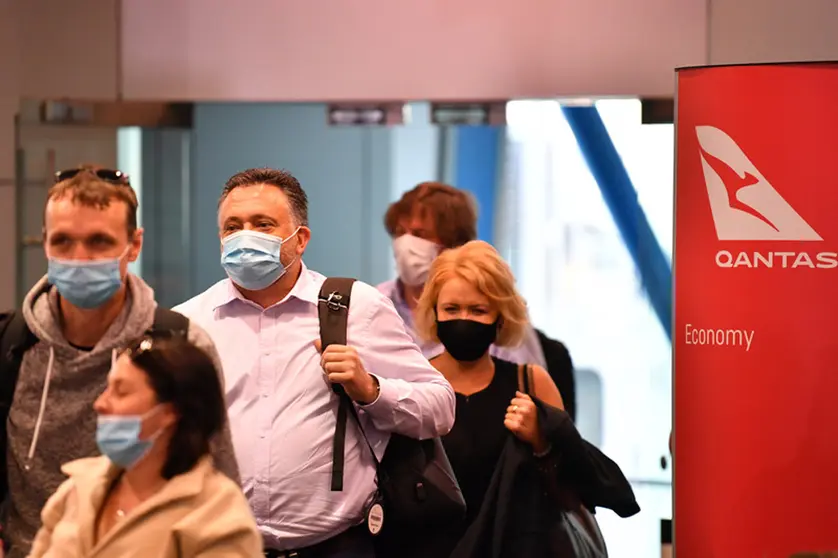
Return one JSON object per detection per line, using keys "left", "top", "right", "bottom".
{"left": 533, "top": 443, "right": 553, "bottom": 458}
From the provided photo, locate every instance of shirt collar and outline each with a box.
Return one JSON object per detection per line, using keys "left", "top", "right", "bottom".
{"left": 389, "top": 279, "right": 406, "bottom": 306}
{"left": 391, "top": 279, "right": 415, "bottom": 314}
{"left": 212, "top": 261, "right": 320, "bottom": 310}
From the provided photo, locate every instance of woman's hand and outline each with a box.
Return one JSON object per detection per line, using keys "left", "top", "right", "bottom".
{"left": 504, "top": 391, "right": 549, "bottom": 453}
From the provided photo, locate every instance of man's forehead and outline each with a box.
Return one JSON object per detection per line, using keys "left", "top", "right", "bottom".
{"left": 227, "top": 183, "right": 288, "bottom": 202}
{"left": 45, "top": 197, "right": 128, "bottom": 233}
{"left": 46, "top": 196, "right": 126, "bottom": 216}
{"left": 220, "top": 184, "right": 290, "bottom": 216}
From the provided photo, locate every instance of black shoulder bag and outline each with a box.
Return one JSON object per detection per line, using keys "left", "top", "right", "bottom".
{"left": 519, "top": 364, "right": 608, "bottom": 558}
{"left": 319, "top": 278, "right": 466, "bottom": 541}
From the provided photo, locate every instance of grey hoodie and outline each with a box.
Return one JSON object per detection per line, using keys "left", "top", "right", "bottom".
{"left": 5, "top": 274, "right": 240, "bottom": 558}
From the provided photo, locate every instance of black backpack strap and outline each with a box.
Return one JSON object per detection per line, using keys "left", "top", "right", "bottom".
{"left": 150, "top": 307, "right": 189, "bottom": 337}
{"left": 318, "top": 278, "right": 355, "bottom": 350}
{"left": 0, "top": 311, "right": 38, "bottom": 415}
{"left": 0, "top": 311, "right": 37, "bottom": 504}
{"left": 317, "top": 278, "right": 368, "bottom": 492}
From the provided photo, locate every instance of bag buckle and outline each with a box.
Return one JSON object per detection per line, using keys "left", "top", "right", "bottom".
{"left": 324, "top": 291, "right": 347, "bottom": 312}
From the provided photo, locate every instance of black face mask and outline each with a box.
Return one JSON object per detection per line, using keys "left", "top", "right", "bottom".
{"left": 436, "top": 319, "right": 498, "bottom": 362}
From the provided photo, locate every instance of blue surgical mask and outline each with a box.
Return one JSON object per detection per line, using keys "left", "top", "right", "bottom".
{"left": 47, "top": 248, "right": 128, "bottom": 309}
{"left": 221, "top": 228, "right": 300, "bottom": 291}
{"left": 96, "top": 406, "right": 163, "bottom": 469}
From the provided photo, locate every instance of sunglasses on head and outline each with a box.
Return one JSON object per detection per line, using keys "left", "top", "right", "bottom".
{"left": 125, "top": 328, "right": 187, "bottom": 358}
{"left": 54, "top": 168, "right": 131, "bottom": 185}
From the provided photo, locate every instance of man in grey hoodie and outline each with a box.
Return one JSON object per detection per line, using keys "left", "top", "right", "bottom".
{"left": 1, "top": 167, "right": 240, "bottom": 558}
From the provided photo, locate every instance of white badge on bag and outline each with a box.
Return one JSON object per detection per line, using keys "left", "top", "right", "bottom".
{"left": 367, "top": 502, "right": 384, "bottom": 535}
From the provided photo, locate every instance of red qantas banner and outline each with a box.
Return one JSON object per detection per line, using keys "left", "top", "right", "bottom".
{"left": 675, "top": 63, "right": 838, "bottom": 558}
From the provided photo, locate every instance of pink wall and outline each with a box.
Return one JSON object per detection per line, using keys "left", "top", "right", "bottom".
{"left": 709, "top": 0, "right": 838, "bottom": 64}
{"left": 16, "top": 0, "right": 119, "bottom": 100}
{"left": 120, "top": 0, "right": 708, "bottom": 101}
{"left": 7, "top": 0, "right": 838, "bottom": 103}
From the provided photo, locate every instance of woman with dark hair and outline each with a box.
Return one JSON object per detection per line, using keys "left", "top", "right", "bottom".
{"left": 26, "top": 332, "right": 262, "bottom": 558}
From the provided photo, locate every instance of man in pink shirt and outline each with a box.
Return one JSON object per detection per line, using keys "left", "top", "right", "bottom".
{"left": 174, "top": 168, "right": 455, "bottom": 558}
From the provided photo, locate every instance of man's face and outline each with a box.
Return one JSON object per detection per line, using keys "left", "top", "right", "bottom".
{"left": 396, "top": 205, "right": 443, "bottom": 245}
{"left": 218, "top": 184, "right": 310, "bottom": 262}
{"left": 43, "top": 197, "right": 141, "bottom": 276}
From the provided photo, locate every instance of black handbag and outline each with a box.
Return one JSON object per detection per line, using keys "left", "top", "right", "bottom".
{"left": 519, "top": 364, "right": 608, "bottom": 558}
{"left": 319, "top": 278, "right": 467, "bottom": 539}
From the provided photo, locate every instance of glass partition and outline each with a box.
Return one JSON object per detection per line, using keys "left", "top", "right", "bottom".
{"left": 501, "top": 98, "right": 673, "bottom": 558}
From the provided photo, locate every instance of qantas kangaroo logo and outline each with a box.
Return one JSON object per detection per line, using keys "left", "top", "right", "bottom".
{"left": 695, "top": 125, "right": 822, "bottom": 241}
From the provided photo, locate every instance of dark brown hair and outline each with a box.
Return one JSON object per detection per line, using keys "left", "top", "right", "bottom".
{"left": 46, "top": 164, "right": 138, "bottom": 234}
{"left": 384, "top": 181, "right": 478, "bottom": 249}
{"left": 127, "top": 332, "right": 226, "bottom": 480}
{"left": 219, "top": 168, "right": 309, "bottom": 226}
{"left": 383, "top": 191, "right": 416, "bottom": 237}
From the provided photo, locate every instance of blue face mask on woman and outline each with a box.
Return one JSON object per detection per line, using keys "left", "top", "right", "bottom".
{"left": 47, "top": 247, "right": 129, "bottom": 309}
{"left": 220, "top": 228, "right": 300, "bottom": 291}
{"left": 96, "top": 406, "right": 164, "bottom": 469}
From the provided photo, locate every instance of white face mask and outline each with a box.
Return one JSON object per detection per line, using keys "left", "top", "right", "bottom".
{"left": 392, "top": 234, "right": 440, "bottom": 287}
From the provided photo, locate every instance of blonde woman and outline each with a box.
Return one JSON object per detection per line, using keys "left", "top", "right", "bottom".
{"left": 414, "top": 240, "right": 567, "bottom": 555}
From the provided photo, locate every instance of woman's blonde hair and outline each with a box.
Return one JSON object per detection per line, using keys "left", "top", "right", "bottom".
{"left": 415, "top": 240, "right": 529, "bottom": 347}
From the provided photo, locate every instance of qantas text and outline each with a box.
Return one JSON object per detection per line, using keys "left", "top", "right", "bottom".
{"left": 716, "top": 250, "right": 838, "bottom": 269}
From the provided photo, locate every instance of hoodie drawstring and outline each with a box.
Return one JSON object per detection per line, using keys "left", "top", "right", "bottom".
{"left": 25, "top": 348, "right": 117, "bottom": 469}
{"left": 25, "top": 347, "right": 54, "bottom": 469}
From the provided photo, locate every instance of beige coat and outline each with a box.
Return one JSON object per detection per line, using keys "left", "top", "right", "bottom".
{"left": 26, "top": 456, "right": 262, "bottom": 558}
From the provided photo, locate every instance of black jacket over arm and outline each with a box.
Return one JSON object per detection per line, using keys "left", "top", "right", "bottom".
{"left": 451, "top": 398, "right": 640, "bottom": 558}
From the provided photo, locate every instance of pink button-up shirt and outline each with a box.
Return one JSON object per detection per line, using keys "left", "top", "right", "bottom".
{"left": 174, "top": 264, "right": 455, "bottom": 550}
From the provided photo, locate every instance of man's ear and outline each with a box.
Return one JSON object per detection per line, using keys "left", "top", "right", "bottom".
{"left": 128, "top": 228, "right": 144, "bottom": 262}
{"left": 295, "top": 226, "right": 312, "bottom": 255}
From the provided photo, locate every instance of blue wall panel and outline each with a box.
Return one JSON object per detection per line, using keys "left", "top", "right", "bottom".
{"left": 453, "top": 126, "right": 502, "bottom": 244}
